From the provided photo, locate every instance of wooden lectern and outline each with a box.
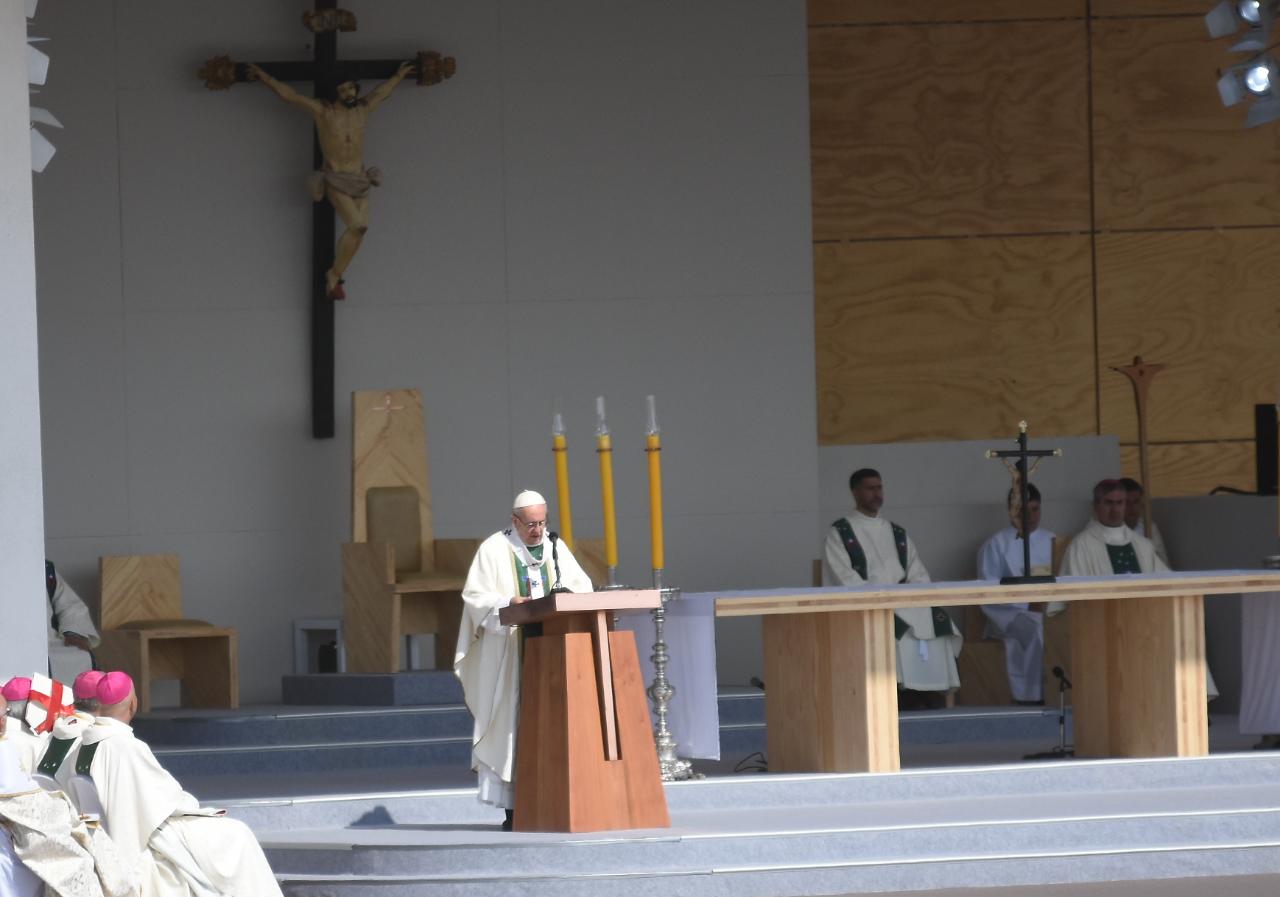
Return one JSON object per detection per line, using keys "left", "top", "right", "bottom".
{"left": 499, "top": 590, "right": 670, "bottom": 833}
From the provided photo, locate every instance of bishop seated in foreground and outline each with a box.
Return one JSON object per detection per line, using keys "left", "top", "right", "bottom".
{"left": 49, "top": 672, "right": 283, "bottom": 897}
{"left": 823, "top": 468, "right": 962, "bottom": 707}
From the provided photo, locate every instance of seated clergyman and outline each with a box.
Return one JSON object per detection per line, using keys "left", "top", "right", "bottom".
{"left": 54, "top": 672, "right": 283, "bottom": 897}
{"left": 822, "top": 468, "right": 962, "bottom": 705}
{"left": 976, "top": 484, "right": 1059, "bottom": 704}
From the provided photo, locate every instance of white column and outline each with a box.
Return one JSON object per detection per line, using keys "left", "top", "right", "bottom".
{"left": 0, "top": 0, "right": 49, "bottom": 678}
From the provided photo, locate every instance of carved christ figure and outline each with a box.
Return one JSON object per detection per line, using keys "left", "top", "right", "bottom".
{"left": 246, "top": 61, "right": 415, "bottom": 299}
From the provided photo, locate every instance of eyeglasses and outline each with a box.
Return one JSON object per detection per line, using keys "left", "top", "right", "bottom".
{"left": 515, "top": 518, "right": 547, "bottom": 531}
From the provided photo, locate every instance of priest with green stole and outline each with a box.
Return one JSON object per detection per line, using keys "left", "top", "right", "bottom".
{"left": 1061, "top": 479, "right": 1167, "bottom": 577}
{"left": 822, "top": 468, "right": 963, "bottom": 707}
{"left": 454, "top": 490, "right": 593, "bottom": 831}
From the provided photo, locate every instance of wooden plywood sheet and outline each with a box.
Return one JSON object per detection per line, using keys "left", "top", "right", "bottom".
{"left": 1096, "top": 230, "right": 1280, "bottom": 443}
{"left": 809, "top": 21, "right": 1090, "bottom": 241}
{"left": 816, "top": 235, "right": 1095, "bottom": 444}
{"left": 1120, "top": 441, "right": 1256, "bottom": 497}
{"left": 1091, "top": 1, "right": 1215, "bottom": 14}
{"left": 1093, "top": 17, "right": 1280, "bottom": 229}
{"left": 808, "top": 0, "right": 1084, "bottom": 24}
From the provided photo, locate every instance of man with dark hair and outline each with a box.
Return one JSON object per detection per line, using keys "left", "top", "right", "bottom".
{"left": 823, "top": 469, "right": 961, "bottom": 703}
{"left": 976, "top": 483, "right": 1058, "bottom": 703}
{"left": 1119, "top": 477, "right": 1170, "bottom": 566}
{"left": 1062, "top": 479, "right": 1167, "bottom": 577}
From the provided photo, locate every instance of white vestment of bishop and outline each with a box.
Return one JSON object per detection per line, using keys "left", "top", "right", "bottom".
{"left": 1132, "top": 518, "right": 1170, "bottom": 567}
{"left": 0, "top": 740, "right": 135, "bottom": 897}
{"left": 56, "top": 718, "right": 282, "bottom": 897}
{"left": 47, "top": 573, "right": 101, "bottom": 684}
{"left": 1061, "top": 520, "right": 1218, "bottom": 699}
{"left": 976, "top": 526, "right": 1058, "bottom": 702}
{"left": 5, "top": 719, "right": 48, "bottom": 777}
{"left": 823, "top": 511, "right": 962, "bottom": 691}
{"left": 454, "top": 530, "right": 593, "bottom": 808}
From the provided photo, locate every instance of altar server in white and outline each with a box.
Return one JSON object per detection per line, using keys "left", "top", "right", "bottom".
{"left": 1121, "top": 478, "right": 1170, "bottom": 566}
{"left": 55, "top": 673, "right": 283, "bottom": 897}
{"left": 0, "top": 739, "right": 136, "bottom": 897}
{"left": 976, "top": 483, "right": 1058, "bottom": 703}
{"left": 1063, "top": 479, "right": 1218, "bottom": 698}
{"left": 45, "top": 561, "right": 101, "bottom": 684}
{"left": 823, "top": 469, "right": 962, "bottom": 701}
{"left": 454, "top": 490, "right": 593, "bottom": 828}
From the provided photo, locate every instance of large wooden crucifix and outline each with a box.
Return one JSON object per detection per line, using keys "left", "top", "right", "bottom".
{"left": 197, "top": 3, "right": 455, "bottom": 439}
{"left": 985, "top": 420, "right": 1062, "bottom": 584}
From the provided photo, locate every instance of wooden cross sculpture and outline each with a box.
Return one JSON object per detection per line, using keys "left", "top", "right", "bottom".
{"left": 985, "top": 421, "right": 1062, "bottom": 584}
{"left": 197, "top": 3, "right": 456, "bottom": 439}
{"left": 1112, "top": 356, "right": 1165, "bottom": 537}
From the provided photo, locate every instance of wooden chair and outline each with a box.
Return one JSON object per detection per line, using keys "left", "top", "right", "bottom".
{"left": 342, "top": 389, "right": 483, "bottom": 674}
{"left": 95, "top": 554, "right": 238, "bottom": 713}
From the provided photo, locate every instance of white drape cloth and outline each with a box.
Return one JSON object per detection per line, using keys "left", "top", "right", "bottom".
{"left": 617, "top": 592, "right": 720, "bottom": 760}
{"left": 823, "top": 511, "right": 962, "bottom": 691}
{"left": 1240, "top": 590, "right": 1280, "bottom": 734}
{"left": 454, "top": 530, "right": 592, "bottom": 808}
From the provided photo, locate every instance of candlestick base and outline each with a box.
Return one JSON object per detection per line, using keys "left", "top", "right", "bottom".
{"left": 647, "top": 581, "right": 700, "bottom": 782}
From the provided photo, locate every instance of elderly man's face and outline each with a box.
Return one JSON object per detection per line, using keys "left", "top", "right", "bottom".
{"left": 512, "top": 504, "right": 548, "bottom": 547}
{"left": 1095, "top": 488, "right": 1127, "bottom": 527}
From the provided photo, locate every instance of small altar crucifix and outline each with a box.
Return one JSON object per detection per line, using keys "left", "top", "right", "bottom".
{"left": 985, "top": 421, "right": 1062, "bottom": 584}
{"left": 197, "top": 3, "right": 455, "bottom": 439}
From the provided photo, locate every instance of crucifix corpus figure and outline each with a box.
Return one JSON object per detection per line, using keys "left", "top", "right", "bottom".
{"left": 246, "top": 61, "right": 413, "bottom": 300}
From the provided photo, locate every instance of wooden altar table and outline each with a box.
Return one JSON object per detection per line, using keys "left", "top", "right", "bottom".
{"left": 715, "top": 571, "right": 1280, "bottom": 774}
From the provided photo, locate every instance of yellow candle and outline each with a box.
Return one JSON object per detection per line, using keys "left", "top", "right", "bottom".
{"left": 551, "top": 413, "right": 574, "bottom": 549}
{"left": 645, "top": 395, "right": 664, "bottom": 571}
{"left": 596, "top": 397, "right": 618, "bottom": 571}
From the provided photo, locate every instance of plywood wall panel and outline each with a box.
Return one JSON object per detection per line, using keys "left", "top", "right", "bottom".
{"left": 1093, "top": 17, "right": 1280, "bottom": 229}
{"left": 1096, "top": 230, "right": 1280, "bottom": 445}
{"left": 809, "top": 21, "right": 1091, "bottom": 241}
{"left": 808, "top": 1, "right": 1084, "bottom": 25}
{"left": 816, "top": 235, "right": 1096, "bottom": 444}
{"left": 1120, "top": 442, "right": 1256, "bottom": 498}
{"left": 1091, "top": 1, "right": 1209, "bottom": 14}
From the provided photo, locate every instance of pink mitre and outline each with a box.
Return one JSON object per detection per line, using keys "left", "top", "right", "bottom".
{"left": 1, "top": 677, "right": 32, "bottom": 702}
{"left": 96, "top": 671, "right": 134, "bottom": 706}
{"left": 73, "top": 670, "right": 106, "bottom": 701}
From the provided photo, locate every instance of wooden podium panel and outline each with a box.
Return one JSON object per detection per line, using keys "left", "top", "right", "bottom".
{"left": 514, "top": 630, "right": 668, "bottom": 832}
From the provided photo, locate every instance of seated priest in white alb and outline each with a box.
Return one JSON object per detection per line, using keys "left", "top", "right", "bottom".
{"left": 454, "top": 490, "right": 593, "bottom": 831}
{"left": 54, "top": 672, "right": 283, "bottom": 897}
{"left": 976, "top": 484, "right": 1060, "bottom": 704}
{"left": 1063, "top": 479, "right": 1218, "bottom": 699}
{"left": 823, "top": 468, "right": 962, "bottom": 707}
{"left": 1120, "top": 477, "right": 1170, "bottom": 567}
{"left": 0, "top": 738, "right": 136, "bottom": 897}
{"left": 45, "top": 560, "right": 101, "bottom": 684}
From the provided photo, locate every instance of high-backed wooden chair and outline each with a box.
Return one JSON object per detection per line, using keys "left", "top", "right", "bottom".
{"left": 343, "top": 388, "right": 486, "bottom": 673}
{"left": 96, "top": 554, "right": 238, "bottom": 713}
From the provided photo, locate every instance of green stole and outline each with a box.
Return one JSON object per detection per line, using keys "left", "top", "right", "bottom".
{"left": 831, "top": 517, "right": 956, "bottom": 641}
{"left": 513, "top": 543, "right": 546, "bottom": 647}
{"left": 36, "top": 737, "right": 75, "bottom": 777}
{"left": 1106, "top": 542, "right": 1142, "bottom": 574}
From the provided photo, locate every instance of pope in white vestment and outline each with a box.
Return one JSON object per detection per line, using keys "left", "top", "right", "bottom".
{"left": 977, "top": 524, "right": 1057, "bottom": 703}
{"left": 45, "top": 561, "right": 101, "bottom": 685}
{"left": 0, "top": 739, "right": 136, "bottom": 897}
{"left": 56, "top": 673, "right": 282, "bottom": 897}
{"left": 822, "top": 470, "right": 962, "bottom": 693}
{"left": 454, "top": 491, "right": 593, "bottom": 815}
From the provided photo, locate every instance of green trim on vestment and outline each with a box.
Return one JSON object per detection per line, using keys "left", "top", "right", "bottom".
{"left": 1106, "top": 542, "right": 1142, "bottom": 574}
{"left": 74, "top": 740, "right": 98, "bottom": 776}
{"left": 36, "top": 737, "right": 74, "bottom": 776}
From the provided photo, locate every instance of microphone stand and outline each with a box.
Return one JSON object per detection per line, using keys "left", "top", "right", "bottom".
{"left": 1024, "top": 666, "right": 1074, "bottom": 760}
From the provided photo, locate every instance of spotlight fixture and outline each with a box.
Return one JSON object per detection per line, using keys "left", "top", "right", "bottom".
{"left": 1206, "top": 0, "right": 1279, "bottom": 51}
{"left": 1218, "top": 55, "right": 1280, "bottom": 125}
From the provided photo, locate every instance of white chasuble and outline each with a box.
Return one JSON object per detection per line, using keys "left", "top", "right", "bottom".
{"left": 58, "top": 718, "right": 281, "bottom": 897}
{"left": 823, "top": 512, "right": 962, "bottom": 691}
{"left": 454, "top": 530, "right": 593, "bottom": 807}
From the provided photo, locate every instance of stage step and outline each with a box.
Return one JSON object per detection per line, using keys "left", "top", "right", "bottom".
{"left": 242, "top": 754, "right": 1280, "bottom": 897}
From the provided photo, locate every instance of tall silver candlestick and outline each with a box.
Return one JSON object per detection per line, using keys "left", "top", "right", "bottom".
{"left": 649, "top": 570, "right": 694, "bottom": 781}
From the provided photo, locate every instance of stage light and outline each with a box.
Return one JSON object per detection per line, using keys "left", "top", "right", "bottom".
{"left": 1206, "top": 0, "right": 1279, "bottom": 51}
{"left": 1216, "top": 55, "right": 1280, "bottom": 125}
